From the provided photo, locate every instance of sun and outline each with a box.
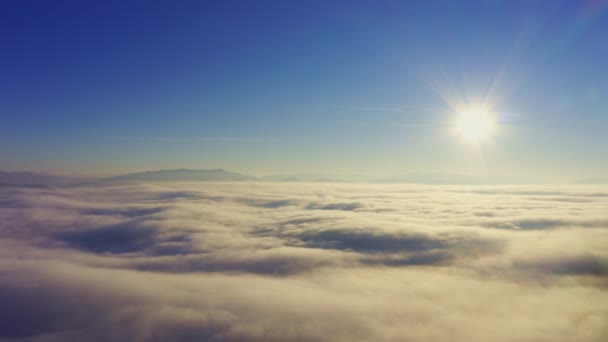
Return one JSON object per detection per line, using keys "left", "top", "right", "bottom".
{"left": 455, "top": 108, "right": 494, "bottom": 143}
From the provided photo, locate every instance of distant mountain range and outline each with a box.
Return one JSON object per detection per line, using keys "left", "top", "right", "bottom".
{"left": 1, "top": 169, "right": 605, "bottom": 186}
{"left": 103, "top": 168, "right": 255, "bottom": 183}
{"left": 259, "top": 173, "right": 373, "bottom": 183}
{"left": 0, "top": 169, "right": 255, "bottom": 187}
{"left": 375, "top": 173, "right": 481, "bottom": 184}
{"left": 573, "top": 177, "right": 608, "bottom": 184}
{"left": 0, "top": 170, "right": 91, "bottom": 187}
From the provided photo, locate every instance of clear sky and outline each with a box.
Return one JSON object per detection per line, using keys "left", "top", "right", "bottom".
{"left": 1, "top": 0, "right": 607, "bottom": 181}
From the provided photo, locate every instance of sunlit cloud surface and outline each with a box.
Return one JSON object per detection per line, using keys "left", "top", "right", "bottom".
{"left": 0, "top": 182, "right": 607, "bottom": 341}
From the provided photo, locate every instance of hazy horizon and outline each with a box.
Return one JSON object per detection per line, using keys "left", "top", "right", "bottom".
{"left": 1, "top": 166, "right": 606, "bottom": 185}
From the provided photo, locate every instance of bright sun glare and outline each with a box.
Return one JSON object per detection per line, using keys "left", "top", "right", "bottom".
{"left": 455, "top": 108, "right": 494, "bottom": 143}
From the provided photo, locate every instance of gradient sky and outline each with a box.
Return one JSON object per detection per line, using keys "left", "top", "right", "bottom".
{"left": 1, "top": 0, "right": 607, "bottom": 181}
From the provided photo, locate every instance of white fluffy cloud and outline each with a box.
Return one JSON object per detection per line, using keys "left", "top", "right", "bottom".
{"left": 0, "top": 182, "right": 607, "bottom": 341}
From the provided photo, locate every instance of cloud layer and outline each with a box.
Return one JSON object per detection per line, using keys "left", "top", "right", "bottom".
{"left": 0, "top": 182, "right": 607, "bottom": 341}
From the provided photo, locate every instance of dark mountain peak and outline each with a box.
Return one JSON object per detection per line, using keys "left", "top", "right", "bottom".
{"left": 103, "top": 168, "right": 255, "bottom": 183}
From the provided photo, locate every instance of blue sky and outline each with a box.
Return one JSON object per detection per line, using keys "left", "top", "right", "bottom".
{"left": 1, "top": 0, "right": 607, "bottom": 180}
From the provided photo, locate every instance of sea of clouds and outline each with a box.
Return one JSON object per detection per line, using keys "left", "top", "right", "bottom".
{"left": 0, "top": 182, "right": 607, "bottom": 341}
